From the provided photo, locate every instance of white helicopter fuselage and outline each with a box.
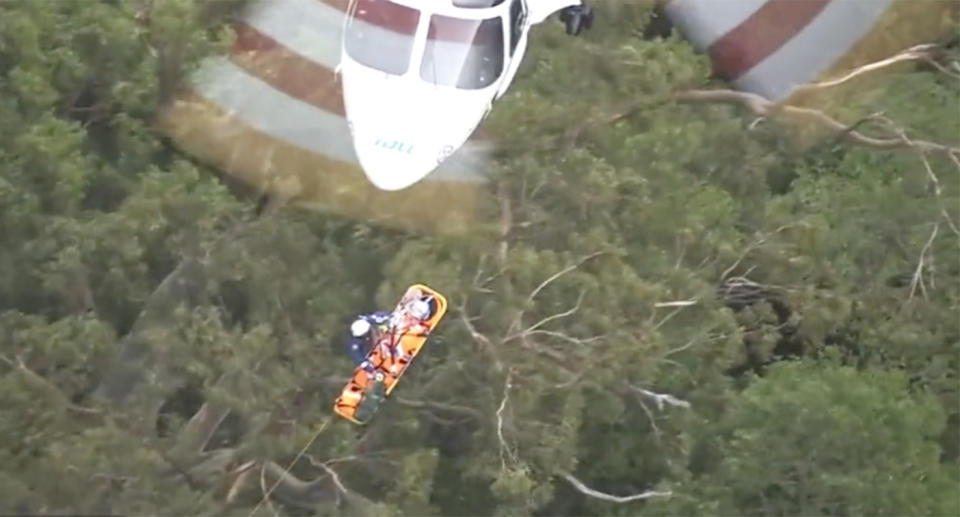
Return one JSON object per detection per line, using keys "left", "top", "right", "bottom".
{"left": 339, "top": 0, "right": 581, "bottom": 191}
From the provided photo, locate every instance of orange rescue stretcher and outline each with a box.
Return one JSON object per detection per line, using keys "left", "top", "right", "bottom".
{"left": 333, "top": 284, "right": 448, "bottom": 424}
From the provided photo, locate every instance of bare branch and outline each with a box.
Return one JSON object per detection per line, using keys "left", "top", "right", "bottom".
{"left": 225, "top": 461, "right": 256, "bottom": 506}
{"left": 662, "top": 336, "right": 699, "bottom": 358}
{"left": 169, "top": 401, "right": 232, "bottom": 461}
{"left": 558, "top": 471, "right": 672, "bottom": 503}
{"left": 247, "top": 419, "right": 329, "bottom": 517}
{"left": 457, "top": 299, "right": 504, "bottom": 372}
{"left": 470, "top": 254, "right": 502, "bottom": 294}
{"left": 629, "top": 386, "right": 692, "bottom": 410}
{"left": 653, "top": 299, "right": 698, "bottom": 308}
{"left": 1, "top": 354, "right": 101, "bottom": 416}
{"left": 791, "top": 43, "right": 946, "bottom": 94}
{"left": 313, "top": 462, "right": 349, "bottom": 496}
{"left": 187, "top": 447, "right": 240, "bottom": 484}
{"left": 721, "top": 224, "right": 799, "bottom": 281}
{"left": 528, "top": 253, "right": 603, "bottom": 306}
{"left": 508, "top": 290, "right": 587, "bottom": 340}
{"left": 526, "top": 329, "right": 606, "bottom": 347}
{"left": 917, "top": 150, "right": 960, "bottom": 238}
{"left": 862, "top": 118, "right": 960, "bottom": 242}
{"left": 508, "top": 252, "right": 604, "bottom": 335}
{"left": 922, "top": 56, "right": 960, "bottom": 80}
{"left": 496, "top": 371, "right": 516, "bottom": 471}
{"left": 253, "top": 461, "right": 336, "bottom": 510}
{"left": 650, "top": 303, "right": 690, "bottom": 332}
{"left": 305, "top": 456, "right": 378, "bottom": 509}
{"left": 908, "top": 223, "right": 939, "bottom": 301}
{"left": 674, "top": 89, "right": 960, "bottom": 155}
{"left": 636, "top": 396, "right": 662, "bottom": 440}
{"left": 258, "top": 464, "right": 281, "bottom": 517}
{"left": 582, "top": 42, "right": 958, "bottom": 158}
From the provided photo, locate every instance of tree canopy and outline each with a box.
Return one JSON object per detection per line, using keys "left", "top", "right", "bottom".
{"left": 1, "top": 1, "right": 957, "bottom": 515}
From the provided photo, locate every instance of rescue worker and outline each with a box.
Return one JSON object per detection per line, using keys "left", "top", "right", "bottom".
{"left": 346, "top": 311, "right": 390, "bottom": 373}
{"left": 347, "top": 298, "right": 433, "bottom": 373}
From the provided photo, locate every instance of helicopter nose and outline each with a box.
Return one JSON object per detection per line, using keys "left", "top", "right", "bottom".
{"left": 349, "top": 128, "right": 451, "bottom": 191}
{"left": 341, "top": 64, "right": 489, "bottom": 191}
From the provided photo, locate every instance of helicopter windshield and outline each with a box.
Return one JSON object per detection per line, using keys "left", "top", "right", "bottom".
{"left": 420, "top": 14, "right": 505, "bottom": 90}
{"left": 343, "top": 0, "right": 420, "bottom": 75}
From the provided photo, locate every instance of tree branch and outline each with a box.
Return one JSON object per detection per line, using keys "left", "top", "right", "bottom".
{"left": 558, "top": 471, "right": 672, "bottom": 503}
{"left": 650, "top": 303, "right": 690, "bottom": 332}
{"left": 922, "top": 55, "right": 960, "bottom": 80}
{"left": 791, "top": 43, "right": 948, "bottom": 94}
{"left": 673, "top": 89, "right": 960, "bottom": 155}
{"left": 629, "top": 386, "right": 692, "bottom": 410}
{"left": 224, "top": 460, "right": 257, "bottom": 506}
{"left": 457, "top": 298, "right": 504, "bottom": 372}
{"left": 720, "top": 224, "right": 799, "bottom": 281}
{"left": 496, "top": 371, "right": 516, "bottom": 471}
{"left": 254, "top": 460, "right": 337, "bottom": 510}
{"left": 526, "top": 329, "right": 606, "bottom": 347}
{"left": 1, "top": 354, "right": 101, "bottom": 416}
{"left": 919, "top": 151, "right": 960, "bottom": 238}
{"left": 169, "top": 401, "right": 232, "bottom": 461}
{"left": 662, "top": 335, "right": 699, "bottom": 358}
{"left": 187, "top": 447, "right": 240, "bottom": 485}
{"left": 507, "top": 290, "right": 587, "bottom": 341}
{"left": 258, "top": 463, "right": 281, "bottom": 517}
{"left": 508, "top": 252, "right": 604, "bottom": 335}
{"left": 653, "top": 299, "right": 698, "bottom": 308}
{"left": 908, "top": 223, "right": 939, "bottom": 301}
{"left": 304, "top": 456, "right": 376, "bottom": 508}
{"left": 248, "top": 419, "right": 329, "bottom": 516}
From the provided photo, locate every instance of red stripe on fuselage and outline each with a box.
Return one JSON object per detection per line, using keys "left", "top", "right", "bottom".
{"left": 709, "top": 0, "right": 832, "bottom": 80}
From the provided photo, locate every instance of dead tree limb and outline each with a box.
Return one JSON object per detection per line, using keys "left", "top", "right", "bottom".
{"left": 791, "top": 43, "right": 950, "bottom": 94}
{"left": 507, "top": 290, "right": 587, "bottom": 341}
{"left": 558, "top": 471, "right": 672, "bottom": 503}
{"left": 908, "top": 223, "right": 940, "bottom": 301}
{"left": 168, "top": 401, "right": 232, "bottom": 461}
{"left": 720, "top": 223, "right": 800, "bottom": 281}
{"left": 509, "top": 251, "right": 604, "bottom": 334}
{"left": 496, "top": 371, "right": 516, "bottom": 471}
{"left": 917, "top": 151, "right": 960, "bottom": 238}
{"left": 629, "top": 386, "right": 692, "bottom": 410}
{"left": 673, "top": 89, "right": 959, "bottom": 154}
{"left": 457, "top": 298, "right": 504, "bottom": 372}
{"left": 0, "top": 354, "right": 101, "bottom": 416}
{"left": 248, "top": 419, "right": 329, "bottom": 516}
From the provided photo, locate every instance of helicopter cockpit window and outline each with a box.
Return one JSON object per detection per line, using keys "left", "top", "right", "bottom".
{"left": 419, "top": 15, "right": 505, "bottom": 90}
{"left": 343, "top": 0, "right": 420, "bottom": 75}
{"left": 508, "top": 0, "right": 524, "bottom": 55}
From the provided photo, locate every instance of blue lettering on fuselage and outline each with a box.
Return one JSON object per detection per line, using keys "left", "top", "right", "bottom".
{"left": 374, "top": 138, "right": 414, "bottom": 154}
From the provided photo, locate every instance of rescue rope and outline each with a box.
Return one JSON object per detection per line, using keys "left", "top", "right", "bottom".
{"left": 247, "top": 417, "right": 331, "bottom": 516}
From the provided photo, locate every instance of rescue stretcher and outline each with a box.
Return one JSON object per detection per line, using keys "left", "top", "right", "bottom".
{"left": 333, "top": 283, "right": 448, "bottom": 424}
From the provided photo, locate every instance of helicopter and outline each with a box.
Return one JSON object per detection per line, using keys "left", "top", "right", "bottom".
{"left": 339, "top": 0, "right": 593, "bottom": 191}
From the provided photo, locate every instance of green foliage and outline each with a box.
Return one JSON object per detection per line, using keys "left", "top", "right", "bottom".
{"left": 1, "top": 0, "right": 957, "bottom": 515}
{"left": 645, "top": 360, "right": 958, "bottom": 516}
